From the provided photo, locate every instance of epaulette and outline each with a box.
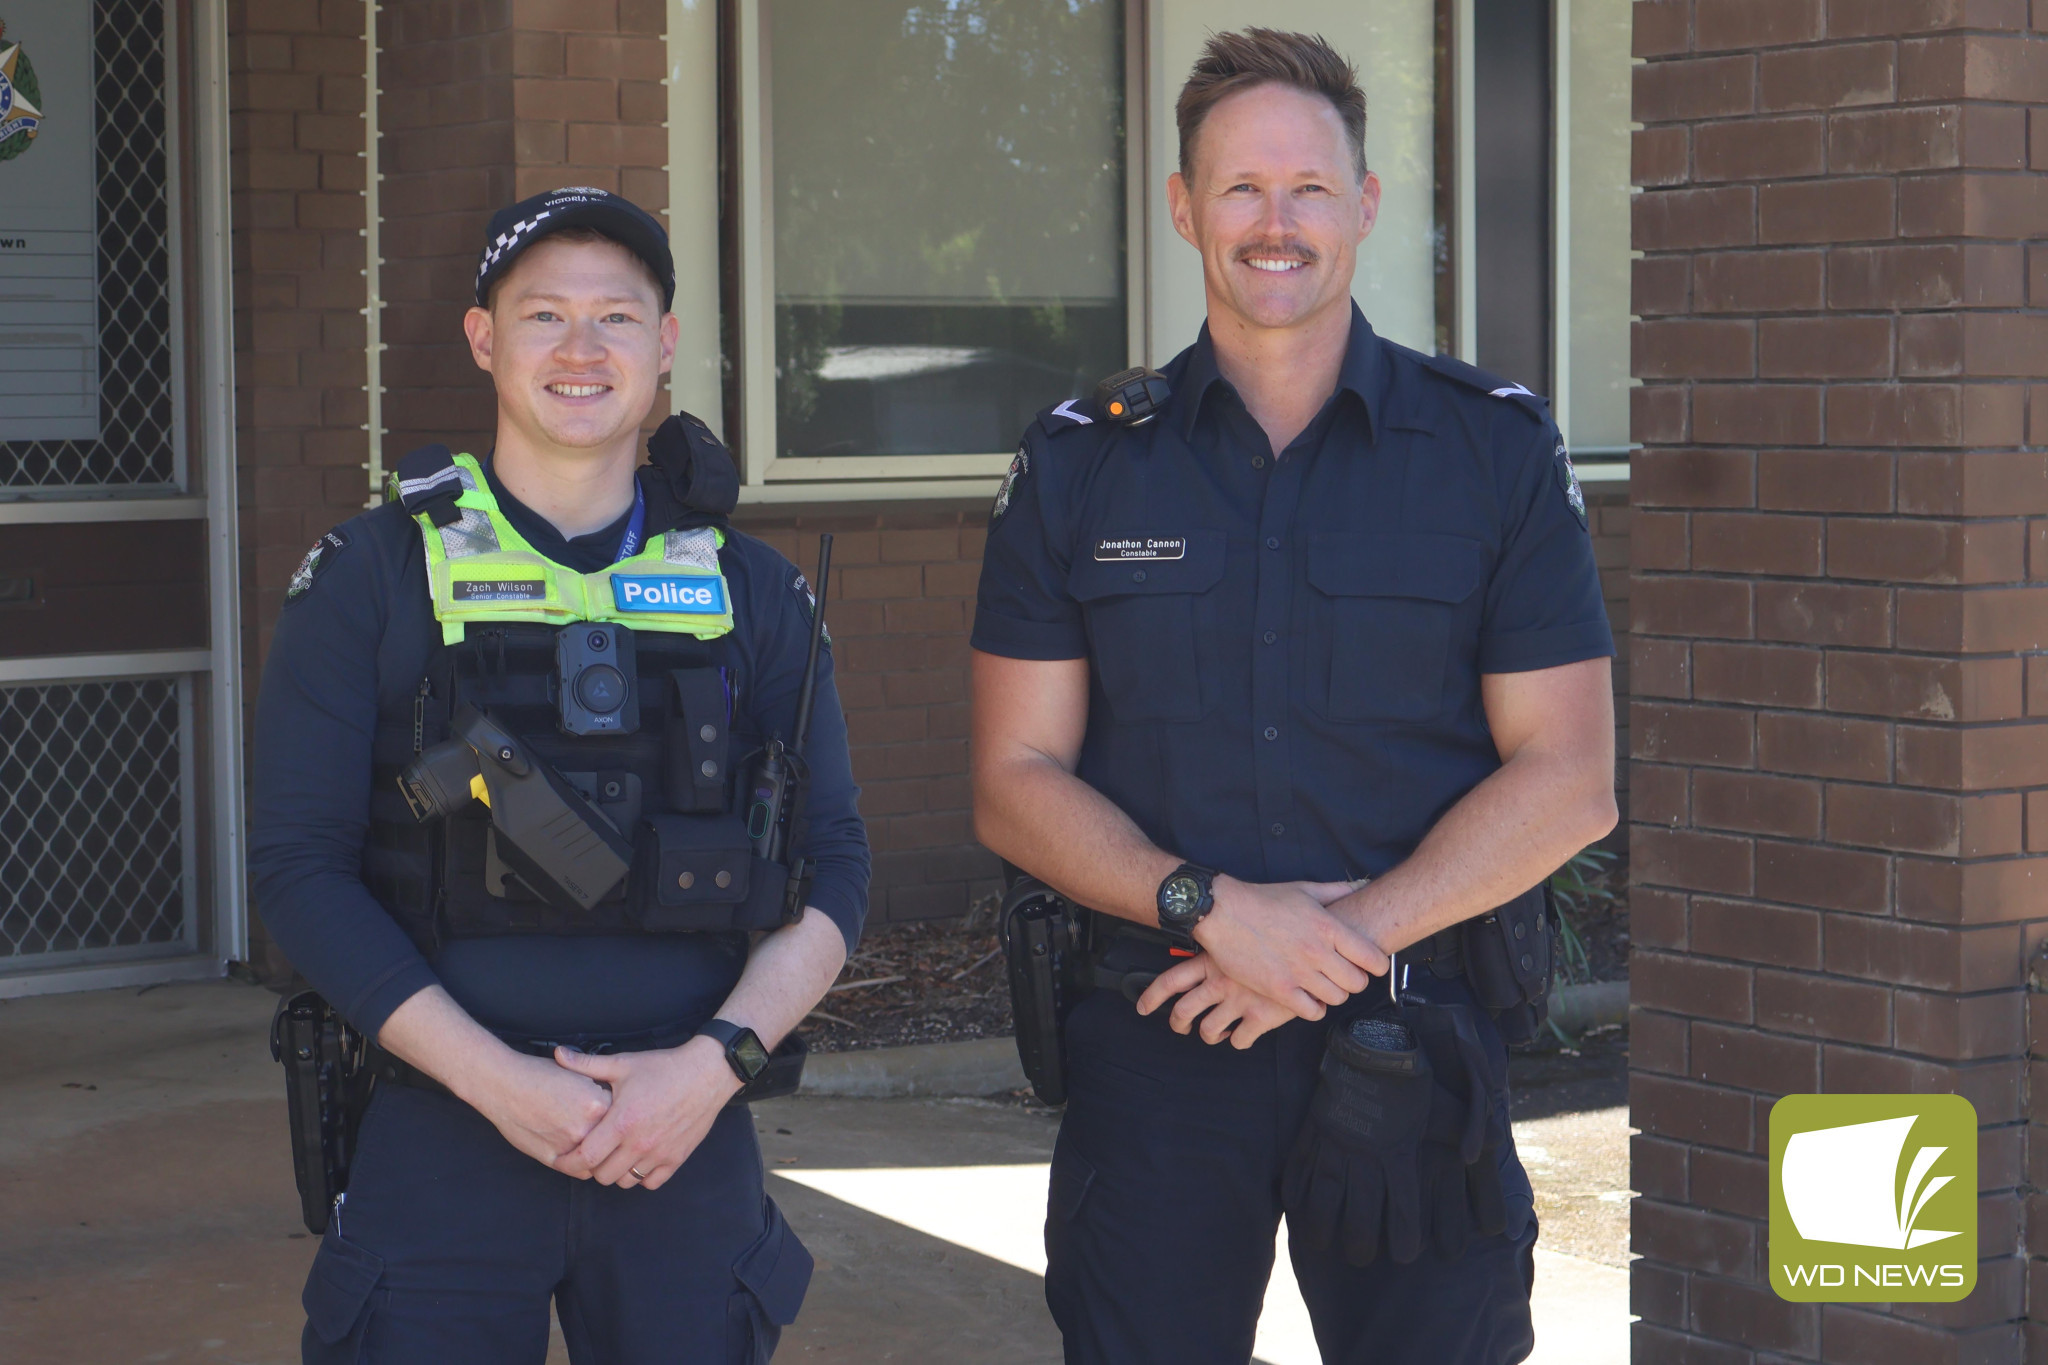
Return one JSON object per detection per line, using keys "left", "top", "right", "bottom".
{"left": 1419, "top": 352, "right": 1552, "bottom": 422}
{"left": 645, "top": 409, "right": 739, "bottom": 524}
{"left": 389, "top": 443, "right": 462, "bottom": 527}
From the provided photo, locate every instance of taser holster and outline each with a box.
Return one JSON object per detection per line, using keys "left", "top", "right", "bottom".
{"left": 399, "top": 705, "right": 636, "bottom": 913}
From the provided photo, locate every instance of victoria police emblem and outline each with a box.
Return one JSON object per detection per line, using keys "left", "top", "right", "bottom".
{"left": 1556, "top": 439, "right": 1587, "bottom": 528}
{"left": 0, "top": 20, "right": 45, "bottom": 161}
{"left": 286, "top": 530, "right": 349, "bottom": 604}
{"left": 992, "top": 445, "right": 1027, "bottom": 523}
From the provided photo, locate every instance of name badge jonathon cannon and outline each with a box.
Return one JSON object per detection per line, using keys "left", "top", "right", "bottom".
{"left": 1093, "top": 537, "right": 1186, "bottom": 561}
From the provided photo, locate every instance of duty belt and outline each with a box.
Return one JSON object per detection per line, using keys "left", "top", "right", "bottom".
{"left": 368, "top": 1018, "right": 704, "bottom": 1099}
{"left": 1089, "top": 916, "right": 1465, "bottom": 1005}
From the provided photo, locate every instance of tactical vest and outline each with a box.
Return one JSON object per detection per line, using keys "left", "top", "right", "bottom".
{"left": 361, "top": 447, "right": 792, "bottom": 953}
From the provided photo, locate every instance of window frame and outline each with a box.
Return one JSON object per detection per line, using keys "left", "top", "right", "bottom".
{"left": 1446, "top": 0, "right": 1630, "bottom": 485}
{"left": 719, "top": 0, "right": 1150, "bottom": 504}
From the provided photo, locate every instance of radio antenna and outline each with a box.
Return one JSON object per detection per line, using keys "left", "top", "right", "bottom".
{"left": 790, "top": 534, "right": 833, "bottom": 754}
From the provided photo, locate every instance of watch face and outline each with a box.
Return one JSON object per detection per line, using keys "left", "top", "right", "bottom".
{"left": 732, "top": 1031, "right": 772, "bottom": 1080}
{"left": 1161, "top": 875, "right": 1204, "bottom": 922}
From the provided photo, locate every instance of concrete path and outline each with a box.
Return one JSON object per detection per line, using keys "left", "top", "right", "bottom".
{"left": 0, "top": 979, "right": 1630, "bottom": 1364}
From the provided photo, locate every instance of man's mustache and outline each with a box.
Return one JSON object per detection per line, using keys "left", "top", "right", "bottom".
{"left": 1232, "top": 240, "right": 1319, "bottom": 265}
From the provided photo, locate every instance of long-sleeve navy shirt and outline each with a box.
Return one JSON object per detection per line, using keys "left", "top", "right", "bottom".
{"left": 249, "top": 463, "right": 869, "bottom": 1043}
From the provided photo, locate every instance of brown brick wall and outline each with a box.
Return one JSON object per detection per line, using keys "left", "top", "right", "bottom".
{"left": 231, "top": 0, "right": 375, "bottom": 974}
{"left": 1590, "top": 487, "right": 1634, "bottom": 814}
{"left": 230, "top": 0, "right": 373, "bottom": 673}
{"left": 732, "top": 501, "right": 1001, "bottom": 925}
{"left": 1629, "top": 4, "right": 2048, "bottom": 1359}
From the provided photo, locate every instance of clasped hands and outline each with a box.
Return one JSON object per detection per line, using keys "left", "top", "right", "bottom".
{"left": 470, "top": 1033, "right": 741, "bottom": 1192}
{"left": 1135, "top": 876, "right": 1388, "bottom": 1050}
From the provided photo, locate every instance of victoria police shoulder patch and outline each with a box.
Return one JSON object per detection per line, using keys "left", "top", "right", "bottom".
{"left": 792, "top": 568, "right": 831, "bottom": 646}
{"left": 991, "top": 445, "right": 1028, "bottom": 524}
{"left": 1555, "top": 439, "right": 1587, "bottom": 529}
{"left": 285, "top": 528, "right": 349, "bottom": 605}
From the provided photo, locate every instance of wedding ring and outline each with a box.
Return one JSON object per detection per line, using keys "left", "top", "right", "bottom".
{"left": 630, "top": 1166, "right": 649, "bottom": 1180}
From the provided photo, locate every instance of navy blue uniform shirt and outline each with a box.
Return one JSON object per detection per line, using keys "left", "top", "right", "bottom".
{"left": 971, "top": 306, "right": 1614, "bottom": 886}
{"left": 249, "top": 461, "right": 869, "bottom": 1042}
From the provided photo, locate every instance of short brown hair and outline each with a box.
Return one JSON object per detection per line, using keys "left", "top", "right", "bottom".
{"left": 1176, "top": 28, "right": 1367, "bottom": 184}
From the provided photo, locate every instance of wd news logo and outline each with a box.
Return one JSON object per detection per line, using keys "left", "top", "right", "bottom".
{"left": 1769, "top": 1094, "right": 1976, "bottom": 1302}
{"left": 611, "top": 575, "right": 727, "bottom": 615}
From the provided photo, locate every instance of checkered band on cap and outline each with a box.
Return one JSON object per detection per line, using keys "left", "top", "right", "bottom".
{"left": 473, "top": 187, "right": 676, "bottom": 309}
{"left": 475, "top": 209, "right": 556, "bottom": 292}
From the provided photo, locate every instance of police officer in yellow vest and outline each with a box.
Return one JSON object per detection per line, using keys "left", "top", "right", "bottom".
{"left": 250, "top": 188, "right": 869, "bottom": 1364}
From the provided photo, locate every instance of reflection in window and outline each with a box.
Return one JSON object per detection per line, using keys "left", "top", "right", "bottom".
{"left": 768, "top": 1, "right": 1126, "bottom": 459}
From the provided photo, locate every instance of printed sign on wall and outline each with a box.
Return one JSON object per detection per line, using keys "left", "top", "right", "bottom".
{"left": 0, "top": 1, "right": 99, "bottom": 442}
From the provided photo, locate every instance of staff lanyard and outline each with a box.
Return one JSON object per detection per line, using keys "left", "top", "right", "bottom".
{"left": 615, "top": 479, "right": 648, "bottom": 562}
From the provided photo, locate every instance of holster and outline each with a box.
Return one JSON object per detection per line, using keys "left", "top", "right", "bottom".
{"left": 1460, "top": 883, "right": 1557, "bottom": 1044}
{"left": 999, "top": 878, "right": 1087, "bottom": 1105}
{"left": 269, "top": 987, "right": 372, "bottom": 1235}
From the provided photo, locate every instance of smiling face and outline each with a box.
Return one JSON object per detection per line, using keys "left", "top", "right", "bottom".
{"left": 1168, "top": 82, "right": 1379, "bottom": 337}
{"left": 462, "top": 233, "right": 679, "bottom": 460}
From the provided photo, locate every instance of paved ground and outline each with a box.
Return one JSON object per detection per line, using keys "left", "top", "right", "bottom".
{"left": 0, "top": 979, "right": 1630, "bottom": 1364}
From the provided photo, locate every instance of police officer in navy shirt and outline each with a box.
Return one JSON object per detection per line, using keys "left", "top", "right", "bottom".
{"left": 251, "top": 188, "right": 866, "bottom": 1363}
{"left": 972, "top": 32, "right": 1616, "bottom": 1365}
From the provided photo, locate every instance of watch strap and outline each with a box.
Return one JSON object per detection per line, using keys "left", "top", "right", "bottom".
{"left": 1157, "top": 862, "right": 1217, "bottom": 945}
{"left": 695, "top": 1018, "right": 765, "bottom": 1082}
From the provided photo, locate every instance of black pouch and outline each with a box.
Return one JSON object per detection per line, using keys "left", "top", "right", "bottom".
{"left": 1459, "top": 884, "right": 1555, "bottom": 1043}
{"left": 1000, "top": 879, "right": 1082, "bottom": 1105}
{"left": 635, "top": 813, "right": 790, "bottom": 932}
{"left": 665, "top": 668, "right": 729, "bottom": 813}
{"left": 734, "top": 1033, "right": 808, "bottom": 1104}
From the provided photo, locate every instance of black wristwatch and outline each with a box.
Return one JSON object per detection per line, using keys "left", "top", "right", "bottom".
{"left": 1156, "top": 863, "right": 1218, "bottom": 948}
{"left": 696, "top": 1018, "right": 771, "bottom": 1084}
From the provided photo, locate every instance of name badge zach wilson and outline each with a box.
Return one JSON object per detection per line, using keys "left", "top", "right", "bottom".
{"left": 1094, "top": 537, "right": 1186, "bottom": 561}
{"left": 611, "top": 576, "right": 728, "bottom": 614}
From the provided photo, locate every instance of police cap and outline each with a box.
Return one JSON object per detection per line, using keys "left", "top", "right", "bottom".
{"left": 473, "top": 187, "right": 676, "bottom": 311}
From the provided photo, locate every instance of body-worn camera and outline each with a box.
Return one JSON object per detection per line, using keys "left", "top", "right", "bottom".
{"left": 556, "top": 623, "right": 638, "bottom": 735}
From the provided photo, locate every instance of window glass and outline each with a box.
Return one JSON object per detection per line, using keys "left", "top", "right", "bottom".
{"left": 767, "top": 0, "right": 1126, "bottom": 459}
{"left": 1567, "top": 0, "right": 1633, "bottom": 453}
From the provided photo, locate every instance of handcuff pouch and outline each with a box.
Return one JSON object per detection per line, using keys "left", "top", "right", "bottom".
{"left": 1460, "top": 883, "right": 1556, "bottom": 1044}
{"left": 634, "top": 813, "right": 790, "bottom": 932}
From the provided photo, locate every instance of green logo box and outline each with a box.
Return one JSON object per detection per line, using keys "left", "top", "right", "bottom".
{"left": 1769, "top": 1093, "right": 1977, "bottom": 1303}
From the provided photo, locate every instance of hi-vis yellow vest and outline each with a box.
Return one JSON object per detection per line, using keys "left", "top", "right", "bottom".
{"left": 393, "top": 452, "right": 736, "bottom": 645}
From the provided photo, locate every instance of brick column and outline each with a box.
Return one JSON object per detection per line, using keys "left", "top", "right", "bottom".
{"left": 378, "top": 0, "right": 667, "bottom": 462}
{"left": 230, "top": 0, "right": 375, "bottom": 974}
{"left": 1629, "top": 3, "right": 2048, "bottom": 1360}
{"left": 230, "top": 0, "right": 373, "bottom": 665}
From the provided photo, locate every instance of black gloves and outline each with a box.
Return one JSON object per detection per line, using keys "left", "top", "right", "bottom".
{"left": 1283, "top": 1013, "right": 1435, "bottom": 1265}
{"left": 1282, "top": 1001, "right": 1511, "bottom": 1266}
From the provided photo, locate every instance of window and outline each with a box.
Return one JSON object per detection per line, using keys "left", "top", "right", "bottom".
{"left": 1445, "top": 0, "right": 1633, "bottom": 474}
{"left": 1560, "top": 0, "right": 1632, "bottom": 459}
{"left": 732, "top": 0, "right": 1129, "bottom": 488}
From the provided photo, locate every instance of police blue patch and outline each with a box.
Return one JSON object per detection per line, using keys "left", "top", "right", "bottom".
{"left": 611, "top": 574, "right": 728, "bottom": 614}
